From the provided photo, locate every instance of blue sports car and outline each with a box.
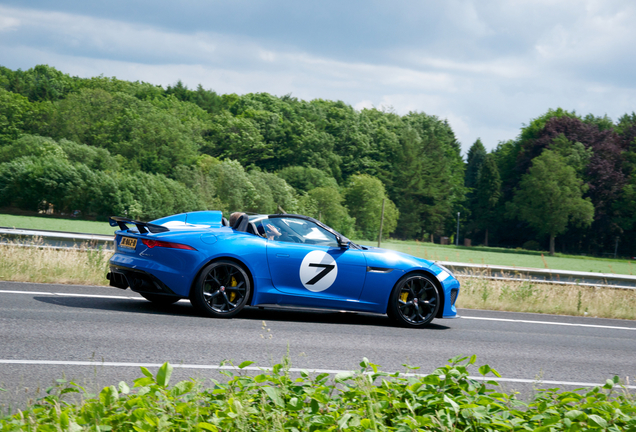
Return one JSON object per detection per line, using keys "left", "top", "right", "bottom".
{"left": 107, "top": 211, "right": 460, "bottom": 327}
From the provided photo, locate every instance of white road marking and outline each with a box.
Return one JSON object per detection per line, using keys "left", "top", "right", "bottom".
{"left": 2, "top": 288, "right": 635, "bottom": 331}
{"left": 462, "top": 316, "right": 636, "bottom": 331}
{"left": 0, "top": 289, "right": 145, "bottom": 300}
{"left": 1, "top": 359, "right": 634, "bottom": 389}
{"left": 0, "top": 289, "right": 190, "bottom": 303}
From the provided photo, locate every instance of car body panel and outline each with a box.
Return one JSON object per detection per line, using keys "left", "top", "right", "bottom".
{"left": 107, "top": 211, "right": 460, "bottom": 320}
{"left": 266, "top": 241, "right": 367, "bottom": 301}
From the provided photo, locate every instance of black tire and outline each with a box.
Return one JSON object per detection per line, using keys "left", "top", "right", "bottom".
{"left": 388, "top": 273, "right": 440, "bottom": 328}
{"left": 190, "top": 260, "right": 251, "bottom": 318}
{"left": 139, "top": 293, "right": 180, "bottom": 305}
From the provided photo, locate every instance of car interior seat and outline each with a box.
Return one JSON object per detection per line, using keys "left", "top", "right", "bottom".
{"left": 233, "top": 214, "right": 250, "bottom": 232}
{"left": 246, "top": 222, "right": 261, "bottom": 236}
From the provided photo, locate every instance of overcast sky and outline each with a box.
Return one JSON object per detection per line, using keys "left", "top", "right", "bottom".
{"left": 1, "top": 0, "right": 635, "bottom": 154}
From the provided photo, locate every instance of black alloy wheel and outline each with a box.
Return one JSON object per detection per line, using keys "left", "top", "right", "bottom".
{"left": 191, "top": 260, "right": 251, "bottom": 318}
{"left": 388, "top": 273, "right": 440, "bottom": 328}
{"left": 140, "top": 293, "right": 180, "bottom": 305}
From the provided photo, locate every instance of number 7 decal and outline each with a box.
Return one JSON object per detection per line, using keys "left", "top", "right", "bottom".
{"left": 306, "top": 263, "right": 335, "bottom": 285}
{"left": 300, "top": 250, "right": 338, "bottom": 292}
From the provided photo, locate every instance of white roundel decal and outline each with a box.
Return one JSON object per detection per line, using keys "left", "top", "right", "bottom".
{"left": 299, "top": 250, "right": 338, "bottom": 292}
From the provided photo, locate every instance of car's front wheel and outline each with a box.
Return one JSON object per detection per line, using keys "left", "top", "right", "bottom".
{"left": 190, "top": 260, "right": 251, "bottom": 318}
{"left": 388, "top": 273, "right": 440, "bottom": 328}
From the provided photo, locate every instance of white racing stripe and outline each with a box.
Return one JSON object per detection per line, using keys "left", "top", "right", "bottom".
{"left": 2, "top": 288, "right": 636, "bottom": 331}
{"left": 462, "top": 316, "right": 636, "bottom": 331}
{"left": 1, "top": 359, "right": 634, "bottom": 389}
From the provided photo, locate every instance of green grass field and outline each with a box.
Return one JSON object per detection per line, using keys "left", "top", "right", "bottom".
{"left": 2, "top": 213, "right": 634, "bottom": 275}
{"left": 0, "top": 214, "right": 116, "bottom": 236}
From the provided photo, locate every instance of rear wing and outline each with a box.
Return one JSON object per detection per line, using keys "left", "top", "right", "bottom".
{"left": 109, "top": 216, "right": 169, "bottom": 234}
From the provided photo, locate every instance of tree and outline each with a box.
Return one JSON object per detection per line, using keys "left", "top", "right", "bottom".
{"left": 392, "top": 114, "right": 466, "bottom": 240}
{"left": 516, "top": 114, "right": 626, "bottom": 253}
{"left": 0, "top": 88, "right": 31, "bottom": 145}
{"left": 465, "top": 139, "right": 487, "bottom": 190}
{"left": 474, "top": 154, "right": 501, "bottom": 246}
{"left": 208, "top": 159, "right": 258, "bottom": 214}
{"left": 464, "top": 138, "right": 488, "bottom": 242}
{"left": 46, "top": 89, "right": 205, "bottom": 175}
{"left": 277, "top": 166, "right": 339, "bottom": 192}
{"left": 201, "top": 111, "right": 270, "bottom": 168}
{"left": 248, "top": 169, "right": 298, "bottom": 214}
{"left": 307, "top": 187, "right": 355, "bottom": 237}
{"left": 344, "top": 174, "right": 398, "bottom": 241}
{"left": 2, "top": 64, "right": 77, "bottom": 102}
{"left": 509, "top": 150, "right": 594, "bottom": 255}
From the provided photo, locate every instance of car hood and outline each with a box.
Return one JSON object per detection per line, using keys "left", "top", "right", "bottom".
{"left": 360, "top": 245, "right": 435, "bottom": 271}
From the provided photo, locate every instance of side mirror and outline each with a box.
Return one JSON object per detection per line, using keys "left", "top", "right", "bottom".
{"left": 337, "top": 237, "right": 351, "bottom": 249}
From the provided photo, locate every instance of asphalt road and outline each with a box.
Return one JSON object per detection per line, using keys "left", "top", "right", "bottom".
{"left": 1, "top": 281, "right": 635, "bottom": 408}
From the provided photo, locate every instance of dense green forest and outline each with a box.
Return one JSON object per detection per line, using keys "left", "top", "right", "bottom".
{"left": 0, "top": 65, "right": 635, "bottom": 256}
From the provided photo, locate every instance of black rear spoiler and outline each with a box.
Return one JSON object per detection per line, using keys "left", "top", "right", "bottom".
{"left": 109, "top": 216, "right": 169, "bottom": 234}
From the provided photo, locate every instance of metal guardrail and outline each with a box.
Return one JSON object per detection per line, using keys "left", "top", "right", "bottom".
{"left": 1, "top": 227, "right": 635, "bottom": 289}
{"left": 438, "top": 261, "right": 636, "bottom": 290}
{"left": 0, "top": 227, "right": 114, "bottom": 250}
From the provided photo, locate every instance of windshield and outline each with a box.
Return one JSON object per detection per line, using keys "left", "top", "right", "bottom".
{"left": 262, "top": 217, "right": 338, "bottom": 247}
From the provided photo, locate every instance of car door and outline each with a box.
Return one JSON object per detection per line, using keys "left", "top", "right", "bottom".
{"left": 265, "top": 217, "right": 367, "bottom": 301}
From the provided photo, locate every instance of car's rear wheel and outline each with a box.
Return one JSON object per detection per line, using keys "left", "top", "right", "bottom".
{"left": 190, "top": 260, "right": 251, "bottom": 318}
{"left": 140, "top": 293, "right": 180, "bottom": 305}
{"left": 388, "top": 273, "right": 439, "bottom": 328}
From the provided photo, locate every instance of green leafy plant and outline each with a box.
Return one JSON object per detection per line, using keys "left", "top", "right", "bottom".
{"left": 2, "top": 356, "right": 635, "bottom": 431}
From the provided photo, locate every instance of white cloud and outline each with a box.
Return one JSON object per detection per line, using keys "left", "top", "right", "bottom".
{"left": 1, "top": 2, "right": 635, "bottom": 155}
{"left": 354, "top": 100, "right": 374, "bottom": 111}
{"left": 0, "top": 15, "right": 20, "bottom": 32}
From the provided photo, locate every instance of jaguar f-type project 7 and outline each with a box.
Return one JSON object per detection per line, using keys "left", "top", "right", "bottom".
{"left": 107, "top": 211, "right": 460, "bottom": 327}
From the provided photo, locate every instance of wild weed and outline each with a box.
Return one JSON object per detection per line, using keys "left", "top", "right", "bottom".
{"left": 0, "top": 241, "right": 112, "bottom": 286}
{"left": 2, "top": 356, "right": 635, "bottom": 431}
{"left": 457, "top": 276, "right": 636, "bottom": 320}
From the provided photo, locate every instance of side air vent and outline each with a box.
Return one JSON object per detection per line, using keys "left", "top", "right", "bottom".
{"left": 366, "top": 266, "right": 394, "bottom": 273}
{"left": 450, "top": 288, "right": 459, "bottom": 306}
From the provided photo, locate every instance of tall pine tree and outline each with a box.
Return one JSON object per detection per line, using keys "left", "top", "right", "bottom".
{"left": 465, "top": 139, "right": 487, "bottom": 190}
{"left": 474, "top": 154, "right": 501, "bottom": 246}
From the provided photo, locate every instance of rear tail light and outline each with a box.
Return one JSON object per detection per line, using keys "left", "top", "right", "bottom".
{"left": 141, "top": 239, "right": 196, "bottom": 250}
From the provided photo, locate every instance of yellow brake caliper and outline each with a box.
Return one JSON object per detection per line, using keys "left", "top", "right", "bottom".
{"left": 229, "top": 276, "right": 237, "bottom": 302}
{"left": 400, "top": 292, "right": 409, "bottom": 303}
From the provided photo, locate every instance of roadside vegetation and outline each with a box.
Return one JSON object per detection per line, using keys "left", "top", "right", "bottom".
{"left": 2, "top": 356, "right": 635, "bottom": 431}
{"left": 456, "top": 276, "right": 636, "bottom": 320}
{"left": 0, "top": 242, "right": 111, "bottom": 286}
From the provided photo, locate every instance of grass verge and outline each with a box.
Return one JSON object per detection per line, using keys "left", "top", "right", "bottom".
{"left": 0, "top": 242, "right": 111, "bottom": 286}
{"left": 0, "top": 213, "right": 116, "bottom": 236}
{"left": 2, "top": 356, "right": 634, "bottom": 431}
{"left": 456, "top": 276, "right": 636, "bottom": 320}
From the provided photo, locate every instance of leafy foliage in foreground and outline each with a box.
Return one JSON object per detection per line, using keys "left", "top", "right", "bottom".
{"left": 2, "top": 356, "right": 635, "bottom": 431}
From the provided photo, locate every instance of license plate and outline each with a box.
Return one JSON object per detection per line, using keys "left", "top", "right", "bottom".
{"left": 120, "top": 237, "right": 137, "bottom": 249}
